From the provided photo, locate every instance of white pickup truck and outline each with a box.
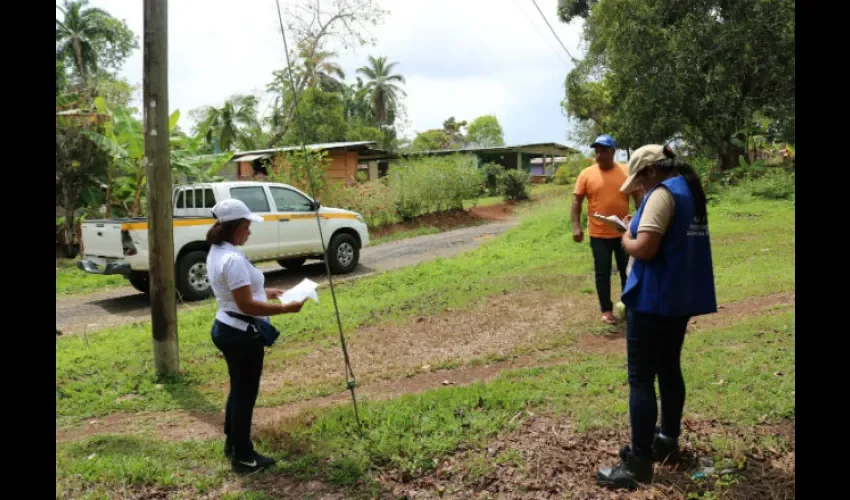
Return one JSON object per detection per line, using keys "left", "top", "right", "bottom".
{"left": 77, "top": 181, "right": 369, "bottom": 301}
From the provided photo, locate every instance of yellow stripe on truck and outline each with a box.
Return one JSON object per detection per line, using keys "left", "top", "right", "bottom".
{"left": 119, "top": 213, "right": 356, "bottom": 230}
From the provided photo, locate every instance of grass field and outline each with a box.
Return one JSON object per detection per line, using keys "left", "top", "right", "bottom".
{"left": 56, "top": 258, "right": 128, "bottom": 296}
{"left": 55, "top": 180, "right": 794, "bottom": 498}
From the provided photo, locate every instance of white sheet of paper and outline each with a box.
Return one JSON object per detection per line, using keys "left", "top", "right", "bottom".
{"left": 278, "top": 278, "right": 320, "bottom": 304}
{"left": 592, "top": 213, "right": 629, "bottom": 232}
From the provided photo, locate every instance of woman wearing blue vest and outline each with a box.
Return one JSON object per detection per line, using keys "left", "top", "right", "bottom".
{"left": 597, "top": 145, "right": 717, "bottom": 490}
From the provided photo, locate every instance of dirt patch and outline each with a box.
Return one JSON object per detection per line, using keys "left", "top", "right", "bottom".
{"left": 380, "top": 414, "right": 795, "bottom": 499}
{"left": 56, "top": 292, "right": 793, "bottom": 444}
{"left": 256, "top": 289, "right": 595, "bottom": 397}
{"left": 57, "top": 291, "right": 592, "bottom": 443}
{"left": 76, "top": 478, "right": 349, "bottom": 500}
{"left": 371, "top": 209, "right": 486, "bottom": 240}
{"left": 470, "top": 202, "right": 516, "bottom": 221}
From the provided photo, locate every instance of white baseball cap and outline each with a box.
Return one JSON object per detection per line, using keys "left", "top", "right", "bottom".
{"left": 211, "top": 198, "right": 264, "bottom": 223}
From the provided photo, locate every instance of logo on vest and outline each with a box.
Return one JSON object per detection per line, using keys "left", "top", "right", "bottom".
{"left": 687, "top": 216, "right": 709, "bottom": 236}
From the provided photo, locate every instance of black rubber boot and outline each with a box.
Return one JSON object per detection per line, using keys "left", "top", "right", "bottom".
{"left": 597, "top": 446, "right": 653, "bottom": 490}
{"left": 652, "top": 429, "right": 679, "bottom": 463}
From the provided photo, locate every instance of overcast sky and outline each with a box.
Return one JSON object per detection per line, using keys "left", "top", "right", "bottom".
{"left": 83, "top": 0, "right": 587, "bottom": 150}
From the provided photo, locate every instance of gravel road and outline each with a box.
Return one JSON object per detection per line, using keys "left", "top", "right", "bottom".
{"left": 56, "top": 220, "right": 518, "bottom": 334}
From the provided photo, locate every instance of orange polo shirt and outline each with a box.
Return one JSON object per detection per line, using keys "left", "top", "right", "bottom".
{"left": 574, "top": 163, "right": 630, "bottom": 239}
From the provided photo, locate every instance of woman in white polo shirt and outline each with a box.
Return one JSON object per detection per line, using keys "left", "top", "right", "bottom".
{"left": 206, "top": 198, "right": 306, "bottom": 474}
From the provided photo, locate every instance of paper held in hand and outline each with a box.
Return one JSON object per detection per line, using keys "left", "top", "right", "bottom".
{"left": 592, "top": 213, "right": 629, "bottom": 233}
{"left": 278, "top": 278, "right": 319, "bottom": 305}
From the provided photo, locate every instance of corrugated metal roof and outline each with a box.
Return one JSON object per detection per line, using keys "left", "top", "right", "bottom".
{"left": 233, "top": 153, "right": 273, "bottom": 162}
{"left": 409, "top": 142, "right": 579, "bottom": 155}
{"left": 231, "top": 141, "right": 378, "bottom": 160}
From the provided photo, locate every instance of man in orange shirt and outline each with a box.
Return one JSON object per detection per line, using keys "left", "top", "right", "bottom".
{"left": 571, "top": 135, "right": 642, "bottom": 324}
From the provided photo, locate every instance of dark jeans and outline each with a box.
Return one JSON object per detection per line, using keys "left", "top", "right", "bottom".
{"left": 590, "top": 237, "right": 628, "bottom": 312}
{"left": 626, "top": 309, "right": 690, "bottom": 459}
{"left": 211, "top": 320, "right": 265, "bottom": 461}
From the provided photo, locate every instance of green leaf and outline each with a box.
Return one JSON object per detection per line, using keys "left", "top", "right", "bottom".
{"left": 169, "top": 110, "right": 180, "bottom": 132}
{"left": 82, "top": 129, "right": 128, "bottom": 159}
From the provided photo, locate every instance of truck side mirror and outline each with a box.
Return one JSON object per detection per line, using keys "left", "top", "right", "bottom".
{"left": 311, "top": 200, "right": 321, "bottom": 211}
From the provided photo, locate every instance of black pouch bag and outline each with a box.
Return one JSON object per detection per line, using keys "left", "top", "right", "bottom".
{"left": 225, "top": 311, "right": 281, "bottom": 347}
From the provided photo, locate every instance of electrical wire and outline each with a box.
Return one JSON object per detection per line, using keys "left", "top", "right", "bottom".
{"left": 528, "top": 0, "right": 579, "bottom": 63}
{"left": 273, "top": 0, "right": 363, "bottom": 433}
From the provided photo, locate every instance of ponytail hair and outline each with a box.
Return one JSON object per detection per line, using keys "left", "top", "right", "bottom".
{"left": 654, "top": 145, "right": 708, "bottom": 221}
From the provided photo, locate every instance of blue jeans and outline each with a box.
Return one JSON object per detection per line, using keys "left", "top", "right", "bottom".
{"left": 626, "top": 309, "right": 690, "bottom": 459}
{"left": 211, "top": 320, "right": 265, "bottom": 461}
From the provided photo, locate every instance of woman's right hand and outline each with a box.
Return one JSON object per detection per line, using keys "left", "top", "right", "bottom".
{"left": 279, "top": 298, "right": 307, "bottom": 314}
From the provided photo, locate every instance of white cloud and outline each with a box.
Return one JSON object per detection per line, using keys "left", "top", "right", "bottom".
{"left": 85, "top": 0, "right": 585, "bottom": 146}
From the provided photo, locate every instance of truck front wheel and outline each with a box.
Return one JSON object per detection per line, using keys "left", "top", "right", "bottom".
{"left": 176, "top": 250, "right": 213, "bottom": 301}
{"left": 328, "top": 233, "right": 359, "bottom": 274}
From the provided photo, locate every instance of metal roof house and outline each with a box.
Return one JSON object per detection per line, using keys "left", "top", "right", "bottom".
{"left": 399, "top": 142, "right": 579, "bottom": 182}
{"left": 221, "top": 141, "right": 395, "bottom": 183}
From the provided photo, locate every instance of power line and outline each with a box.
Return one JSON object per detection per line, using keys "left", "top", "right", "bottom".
{"left": 273, "top": 0, "right": 363, "bottom": 433}
{"left": 509, "top": 0, "right": 571, "bottom": 68}
{"left": 529, "top": 0, "right": 579, "bottom": 63}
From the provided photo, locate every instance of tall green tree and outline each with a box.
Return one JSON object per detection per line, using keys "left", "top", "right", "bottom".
{"left": 56, "top": 0, "right": 137, "bottom": 85}
{"left": 282, "top": 88, "right": 348, "bottom": 145}
{"left": 441, "top": 117, "right": 467, "bottom": 148}
{"left": 466, "top": 115, "right": 506, "bottom": 148}
{"left": 264, "top": 0, "right": 387, "bottom": 147}
{"left": 562, "top": 0, "right": 795, "bottom": 169}
{"left": 300, "top": 44, "right": 346, "bottom": 92}
{"left": 190, "top": 94, "right": 261, "bottom": 152}
{"left": 412, "top": 129, "right": 450, "bottom": 152}
{"left": 56, "top": 60, "right": 67, "bottom": 96}
{"left": 56, "top": 110, "right": 109, "bottom": 248}
{"left": 357, "top": 55, "right": 406, "bottom": 127}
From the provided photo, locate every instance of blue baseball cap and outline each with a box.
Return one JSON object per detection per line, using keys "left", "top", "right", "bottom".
{"left": 591, "top": 134, "right": 616, "bottom": 149}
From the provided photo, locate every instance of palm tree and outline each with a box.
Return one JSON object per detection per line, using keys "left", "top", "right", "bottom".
{"left": 192, "top": 94, "right": 260, "bottom": 152}
{"left": 343, "top": 77, "right": 373, "bottom": 123}
{"left": 55, "top": 0, "right": 117, "bottom": 84}
{"left": 356, "top": 56, "right": 406, "bottom": 127}
{"left": 301, "top": 46, "right": 346, "bottom": 93}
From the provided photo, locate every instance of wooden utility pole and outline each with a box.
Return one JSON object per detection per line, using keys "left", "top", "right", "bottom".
{"left": 143, "top": 0, "right": 179, "bottom": 376}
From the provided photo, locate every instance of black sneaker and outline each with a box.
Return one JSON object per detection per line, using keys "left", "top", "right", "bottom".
{"left": 597, "top": 446, "right": 653, "bottom": 490}
{"left": 652, "top": 430, "right": 679, "bottom": 463}
{"left": 232, "top": 452, "right": 276, "bottom": 474}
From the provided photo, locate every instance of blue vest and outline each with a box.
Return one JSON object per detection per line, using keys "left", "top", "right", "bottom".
{"left": 621, "top": 176, "right": 717, "bottom": 317}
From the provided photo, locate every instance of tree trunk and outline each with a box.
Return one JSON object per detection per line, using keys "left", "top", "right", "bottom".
{"left": 72, "top": 35, "right": 86, "bottom": 81}
{"left": 132, "top": 169, "right": 143, "bottom": 217}
{"left": 265, "top": 101, "right": 298, "bottom": 148}
{"left": 718, "top": 142, "right": 746, "bottom": 171}
{"left": 62, "top": 184, "right": 78, "bottom": 254}
{"left": 105, "top": 163, "right": 113, "bottom": 218}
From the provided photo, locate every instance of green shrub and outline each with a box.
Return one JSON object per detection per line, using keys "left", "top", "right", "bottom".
{"left": 322, "top": 179, "right": 399, "bottom": 227}
{"left": 552, "top": 154, "right": 593, "bottom": 185}
{"left": 481, "top": 162, "right": 505, "bottom": 195}
{"left": 389, "top": 154, "right": 482, "bottom": 220}
{"left": 498, "top": 169, "right": 531, "bottom": 201}
{"left": 741, "top": 169, "right": 795, "bottom": 200}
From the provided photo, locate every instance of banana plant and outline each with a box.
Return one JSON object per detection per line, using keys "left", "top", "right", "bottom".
{"left": 170, "top": 133, "right": 232, "bottom": 183}
{"left": 86, "top": 98, "right": 180, "bottom": 217}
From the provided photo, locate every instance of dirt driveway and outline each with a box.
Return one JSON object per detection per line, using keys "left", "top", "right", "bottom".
{"left": 55, "top": 220, "right": 517, "bottom": 335}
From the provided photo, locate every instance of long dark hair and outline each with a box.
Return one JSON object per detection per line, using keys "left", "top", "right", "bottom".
{"left": 206, "top": 219, "right": 243, "bottom": 245}
{"left": 655, "top": 146, "right": 708, "bottom": 221}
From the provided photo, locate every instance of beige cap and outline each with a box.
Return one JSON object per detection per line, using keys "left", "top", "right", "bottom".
{"left": 620, "top": 144, "right": 667, "bottom": 193}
